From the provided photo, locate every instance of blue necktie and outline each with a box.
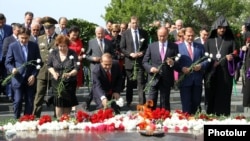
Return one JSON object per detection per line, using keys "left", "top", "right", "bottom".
{"left": 0, "top": 28, "right": 3, "bottom": 40}
{"left": 22, "top": 45, "right": 28, "bottom": 61}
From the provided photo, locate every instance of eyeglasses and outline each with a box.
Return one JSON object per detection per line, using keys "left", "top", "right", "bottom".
{"left": 32, "top": 29, "right": 39, "bottom": 31}
{"left": 112, "top": 31, "right": 119, "bottom": 33}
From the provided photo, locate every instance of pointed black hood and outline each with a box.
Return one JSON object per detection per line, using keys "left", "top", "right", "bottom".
{"left": 209, "top": 15, "right": 234, "bottom": 39}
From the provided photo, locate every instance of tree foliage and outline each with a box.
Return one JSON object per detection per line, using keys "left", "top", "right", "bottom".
{"left": 103, "top": 0, "right": 248, "bottom": 34}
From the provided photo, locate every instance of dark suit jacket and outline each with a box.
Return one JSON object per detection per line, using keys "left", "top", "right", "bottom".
{"left": 194, "top": 37, "right": 203, "bottom": 45}
{"left": 86, "top": 38, "right": 114, "bottom": 71}
{"left": 178, "top": 42, "right": 209, "bottom": 86}
{"left": 2, "top": 35, "right": 18, "bottom": 58}
{"left": 170, "top": 29, "right": 178, "bottom": 41}
{"left": 5, "top": 41, "right": 41, "bottom": 88}
{"left": 143, "top": 41, "right": 180, "bottom": 87}
{"left": 92, "top": 60, "right": 122, "bottom": 99}
{"left": 0, "top": 24, "right": 13, "bottom": 61}
{"left": 120, "top": 28, "right": 148, "bottom": 69}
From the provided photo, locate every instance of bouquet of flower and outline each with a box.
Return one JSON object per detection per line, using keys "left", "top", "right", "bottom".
{"left": 176, "top": 52, "right": 212, "bottom": 86}
{"left": 106, "top": 97, "right": 124, "bottom": 115}
{"left": 144, "top": 54, "right": 181, "bottom": 93}
{"left": 130, "top": 38, "right": 145, "bottom": 81}
{"left": 1, "top": 59, "right": 41, "bottom": 86}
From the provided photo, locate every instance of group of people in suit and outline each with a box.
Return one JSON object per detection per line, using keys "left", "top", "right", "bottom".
{"left": 0, "top": 12, "right": 243, "bottom": 119}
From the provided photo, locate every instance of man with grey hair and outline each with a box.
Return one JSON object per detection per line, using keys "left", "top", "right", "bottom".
{"left": 170, "top": 19, "right": 184, "bottom": 41}
{"left": 55, "top": 17, "right": 68, "bottom": 35}
{"left": 29, "top": 22, "right": 40, "bottom": 43}
{"left": 85, "top": 26, "right": 114, "bottom": 110}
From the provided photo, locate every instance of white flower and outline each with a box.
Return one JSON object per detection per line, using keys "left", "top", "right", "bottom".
{"left": 82, "top": 54, "right": 86, "bottom": 58}
{"left": 76, "top": 62, "right": 80, "bottom": 66}
{"left": 69, "top": 55, "right": 74, "bottom": 60}
{"left": 205, "top": 52, "right": 209, "bottom": 56}
{"left": 116, "top": 97, "right": 124, "bottom": 107}
{"left": 140, "top": 38, "right": 145, "bottom": 43}
{"left": 177, "top": 53, "right": 181, "bottom": 57}
{"left": 209, "top": 53, "right": 213, "bottom": 58}
{"left": 49, "top": 49, "right": 53, "bottom": 53}
{"left": 207, "top": 58, "right": 211, "bottom": 62}
{"left": 81, "top": 48, "right": 85, "bottom": 53}
{"left": 36, "top": 58, "right": 41, "bottom": 63}
{"left": 36, "top": 65, "right": 41, "bottom": 70}
{"left": 175, "top": 56, "right": 180, "bottom": 61}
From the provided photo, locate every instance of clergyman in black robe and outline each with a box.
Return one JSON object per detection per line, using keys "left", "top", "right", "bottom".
{"left": 204, "top": 15, "right": 239, "bottom": 116}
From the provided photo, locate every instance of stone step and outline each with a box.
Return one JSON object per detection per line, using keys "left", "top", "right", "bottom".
{"left": 0, "top": 84, "right": 244, "bottom": 113}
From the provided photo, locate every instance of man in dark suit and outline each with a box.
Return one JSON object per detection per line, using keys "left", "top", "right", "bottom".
{"left": 33, "top": 16, "right": 58, "bottom": 118}
{"left": 169, "top": 19, "right": 184, "bottom": 41}
{"left": 120, "top": 16, "right": 149, "bottom": 106}
{"left": 92, "top": 53, "right": 122, "bottom": 111}
{"left": 29, "top": 22, "right": 40, "bottom": 43}
{"left": 143, "top": 27, "right": 180, "bottom": 110}
{"left": 85, "top": 26, "right": 114, "bottom": 110}
{"left": 2, "top": 23, "right": 23, "bottom": 101}
{"left": 194, "top": 26, "right": 209, "bottom": 45}
{"left": 0, "top": 13, "right": 13, "bottom": 98}
{"left": 178, "top": 27, "right": 209, "bottom": 115}
{"left": 5, "top": 27, "right": 41, "bottom": 119}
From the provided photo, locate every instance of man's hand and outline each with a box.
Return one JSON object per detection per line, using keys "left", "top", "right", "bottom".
{"left": 193, "top": 64, "right": 201, "bottom": 71}
{"left": 102, "top": 98, "right": 107, "bottom": 109}
{"left": 182, "top": 67, "right": 190, "bottom": 74}
{"left": 112, "top": 92, "right": 120, "bottom": 100}
{"left": 166, "top": 58, "right": 174, "bottom": 67}
{"left": 93, "top": 57, "right": 101, "bottom": 62}
{"left": 226, "top": 54, "right": 233, "bottom": 61}
{"left": 130, "top": 53, "right": 138, "bottom": 58}
{"left": 150, "top": 67, "right": 159, "bottom": 74}
{"left": 27, "top": 75, "right": 35, "bottom": 86}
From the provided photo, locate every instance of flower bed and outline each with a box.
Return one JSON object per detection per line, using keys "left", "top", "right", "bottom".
{"left": 1, "top": 101, "right": 250, "bottom": 138}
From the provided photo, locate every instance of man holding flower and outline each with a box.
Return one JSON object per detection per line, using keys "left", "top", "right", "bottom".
{"left": 142, "top": 27, "right": 179, "bottom": 110}
{"left": 5, "top": 27, "right": 41, "bottom": 119}
{"left": 177, "top": 27, "right": 209, "bottom": 115}
{"left": 120, "top": 16, "right": 149, "bottom": 106}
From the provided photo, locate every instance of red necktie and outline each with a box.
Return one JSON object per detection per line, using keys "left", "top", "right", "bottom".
{"left": 187, "top": 43, "right": 193, "bottom": 60}
{"left": 106, "top": 70, "right": 112, "bottom": 82}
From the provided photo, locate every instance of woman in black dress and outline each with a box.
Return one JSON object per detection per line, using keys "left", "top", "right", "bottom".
{"left": 47, "top": 35, "right": 79, "bottom": 118}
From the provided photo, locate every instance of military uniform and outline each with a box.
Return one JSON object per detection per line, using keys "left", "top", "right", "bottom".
{"left": 33, "top": 17, "right": 58, "bottom": 117}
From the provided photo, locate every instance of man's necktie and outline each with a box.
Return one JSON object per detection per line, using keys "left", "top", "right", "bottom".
{"left": 99, "top": 39, "right": 104, "bottom": 53}
{"left": 134, "top": 30, "right": 139, "bottom": 52}
{"left": 0, "top": 28, "right": 3, "bottom": 40}
{"left": 106, "top": 70, "right": 112, "bottom": 82}
{"left": 22, "top": 45, "right": 28, "bottom": 61}
{"left": 187, "top": 43, "right": 193, "bottom": 60}
{"left": 160, "top": 43, "right": 165, "bottom": 61}
{"left": 48, "top": 36, "right": 52, "bottom": 44}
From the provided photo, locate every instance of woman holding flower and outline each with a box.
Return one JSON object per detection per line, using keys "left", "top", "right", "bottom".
{"left": 5, "top": 27, "right": 41, "bottom": 119}
{"left": 47, "top": 35, "right": 79, "bottom": 118}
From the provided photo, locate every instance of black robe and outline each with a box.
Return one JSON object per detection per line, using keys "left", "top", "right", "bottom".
{"left": 204, "top": 15, "right": 238, "bottom": 116}
{"left": 242, "top": 44, "right": 250, "bottom": 107}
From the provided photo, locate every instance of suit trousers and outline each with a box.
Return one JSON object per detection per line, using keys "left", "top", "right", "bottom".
{"left": 179, "top": 85, "right": 202, "bottom": 115}
{"left": 147, "top": 78, "right": 171, "bottom": 111}
{"left": 125, "top": 68, "right": 146, "bottom": 105}
{"left": 12, "top": 83, "right": 36, "bottom": 119}
{"left": 33, "top": 79, "right": 50, "bottom": 117}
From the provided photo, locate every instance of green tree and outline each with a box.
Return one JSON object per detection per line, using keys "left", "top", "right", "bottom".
{"left": 103, "top": 0, "right": 247, "bottom": 34}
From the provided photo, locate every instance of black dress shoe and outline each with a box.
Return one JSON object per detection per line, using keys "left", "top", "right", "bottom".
{"left": 111, "top": 101, "right": 121, "bottom": 115}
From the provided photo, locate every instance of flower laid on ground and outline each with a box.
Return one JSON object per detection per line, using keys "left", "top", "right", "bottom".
{"left": 19, "top": 115, "right": 35, "bottom": 122}
{"left": 176, "top": 52, "right": 212, "bottom": 86}
{"left": 38, "top": 115, "right": 52, "bottom": 125}
{"left": 144, "top": 54, "right": 181, "bottom": 93}
{"left": 1, "top": 59, "right": 41, "bottom": 86}
{"left": 130, "top": 38, "right": 145, "bottom": 81}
